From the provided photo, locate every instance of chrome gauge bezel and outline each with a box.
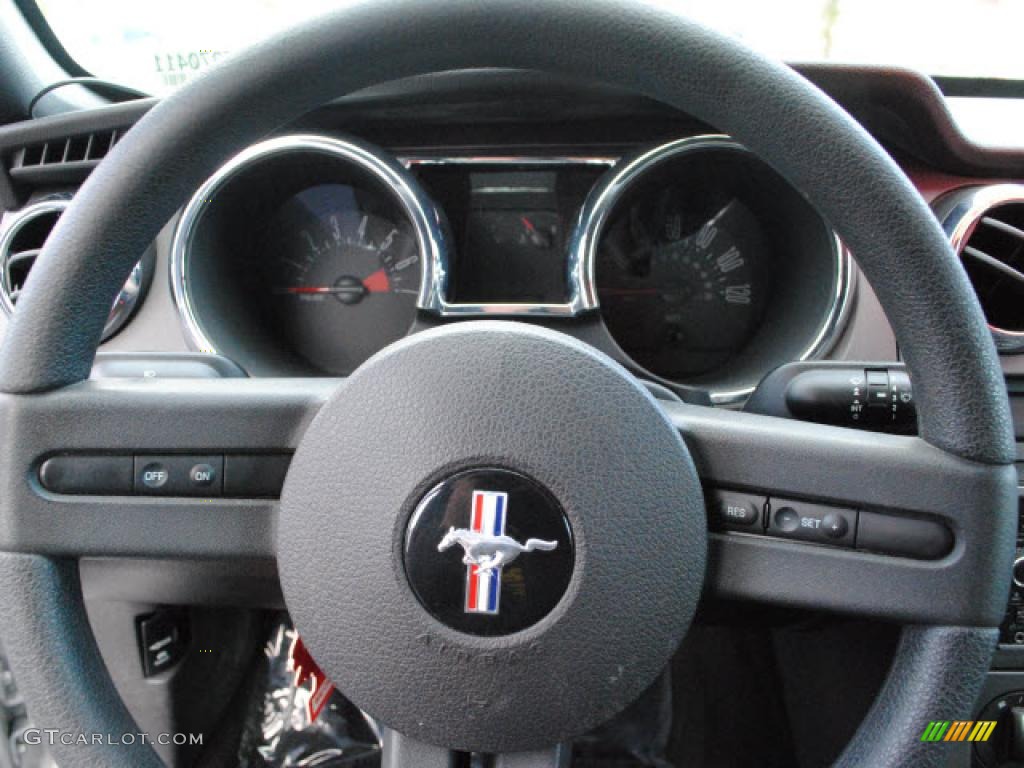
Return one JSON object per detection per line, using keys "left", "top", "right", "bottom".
{"left": 400, "top": 154, "right": 617, "bottom": 317}
{"left": 170, "top": 134, "right": 450, "bottom": 353}
{"left": 570, "top": 134, "right": 853, "bottom": 404}
{"left": 0, "top": 198, "right": 146, "bottom": 340}
{"left": 936, "top": 183, "right": 1024, "bottom": 354}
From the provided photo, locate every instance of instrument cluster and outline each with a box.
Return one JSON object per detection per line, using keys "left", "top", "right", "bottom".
{"left": 172, "top": 134, "right": 850, "bottom": 398}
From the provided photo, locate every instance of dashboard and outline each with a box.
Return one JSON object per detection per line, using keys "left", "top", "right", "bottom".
{"left": 166, "top": 130, "right": 848, "bottom": 402}
{"left": 2, "top": 67, "right": 1023, "bottom": 409}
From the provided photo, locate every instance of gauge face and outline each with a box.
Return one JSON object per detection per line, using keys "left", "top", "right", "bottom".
{"left": 596, "top": 177, "right": 772, "bottom": 381}
{"left": 264, "top": 184, "right": 420, "bottom": 374}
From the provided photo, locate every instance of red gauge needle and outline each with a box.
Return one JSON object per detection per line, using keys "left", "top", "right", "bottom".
{"left": 276, "top": 268, "right": 391, "bottom": 295}
{"left": 521, "top": 216, "right": 536, "bottom": 232}
{"left": 280, "top": 286, "right": 333, "bottom": 294}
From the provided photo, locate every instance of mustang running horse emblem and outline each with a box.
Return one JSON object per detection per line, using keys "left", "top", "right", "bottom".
{"left": 438, "top": 489, "right": 558, "bottom": 614}
{"left": 438, "top": 527, "right": 558, "bottom": 574}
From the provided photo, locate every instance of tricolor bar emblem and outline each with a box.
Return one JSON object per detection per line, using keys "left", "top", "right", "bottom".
{"left": 920, "top": 720, "right": 997, "bottom": 742}
{"left": 465, "top": 490, "right": 507, "bottom": 614}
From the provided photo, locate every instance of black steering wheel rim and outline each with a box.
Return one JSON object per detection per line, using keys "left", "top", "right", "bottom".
{"left": 0, "top": 0, "right": 1015, "bottom": 766}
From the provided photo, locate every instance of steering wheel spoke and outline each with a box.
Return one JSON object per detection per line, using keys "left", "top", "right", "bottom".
{"left": 0, "top": 374, "right": 1014, "bottom": 626}
{"left": 0, "top": 378, "right": 333, "bottom": 558}
{"left": 666, "top": 400, "right": 1017, "bottom": 626}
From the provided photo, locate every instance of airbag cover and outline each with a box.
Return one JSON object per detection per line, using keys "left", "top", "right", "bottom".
{"left": 278, "top": 321, "right": 705, "bottom": 751}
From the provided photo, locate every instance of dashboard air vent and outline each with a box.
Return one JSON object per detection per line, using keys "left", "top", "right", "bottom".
{"left": 0, "top": 200, "right": 67, "bottom": 313}
{"left": 0, "top": 199, "right": 148, "bottom": 340}
{"left": 6, "top": 127, "right": 128, "bottom": 184}
{"left": 939, "top": 184, "right": 1024, "bottom": 354}
{"left": 9, "top": 128, "right": 120, "bottom": 171}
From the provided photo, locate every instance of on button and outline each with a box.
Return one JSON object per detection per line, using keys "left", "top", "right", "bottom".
{"left": 189, "top": 463, "right": 217, "bottom": 487}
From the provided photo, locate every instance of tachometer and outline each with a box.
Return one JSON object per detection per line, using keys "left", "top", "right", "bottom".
{"left": 171, "top": 135, "right": 446, "bottom": 377}
{"left": 265, "top": 184, "right": 420, "bottom": 374}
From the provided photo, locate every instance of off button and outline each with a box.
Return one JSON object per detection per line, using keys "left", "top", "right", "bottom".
{"left": 140, "top": 462, "right": 169, "bottom": 489}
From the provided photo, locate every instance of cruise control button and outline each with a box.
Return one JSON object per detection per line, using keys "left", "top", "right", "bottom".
{"left": 140, "top": 462, "right": 169, "bottom": 489}
{"left": 707, "top": 489, "right": 764, "bottom": 529}
{"left": 774, "top": 506, "right": 800, "bottom": 532}
{"left": 822, "top": 512, "right": 849, "bottom": 539}
{"left": 768, "top": 497, "right": 856, "bottom": 547}
{"left": 189, "top": 463, "right": 217, "bottom": 488}
{"left": 134, "top": 455, "right": 223, "bottom": 496}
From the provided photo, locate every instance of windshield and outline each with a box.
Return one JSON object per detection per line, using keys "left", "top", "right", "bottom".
{"left": 32, "top": 0, "right": 1024, "bottom": 96}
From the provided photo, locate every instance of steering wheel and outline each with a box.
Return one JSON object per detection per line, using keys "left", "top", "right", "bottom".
{"left": 0, "top": 1, "right": 1016, "bottom": 766}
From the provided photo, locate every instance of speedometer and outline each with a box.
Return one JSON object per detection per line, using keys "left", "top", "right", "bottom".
{"left": 583, "top": 136, "right": 850, "bottom": 399}
{"left": 597, "top": 194, "right": 770, "bottom": 380}
{"left": 265, "top": 184, "right": 420, "bottom": 374}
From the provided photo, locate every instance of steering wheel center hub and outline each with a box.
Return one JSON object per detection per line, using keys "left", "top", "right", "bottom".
{"left": 404, "top": 467, "right": 575, "bottom": 636}
{"left": 277, "top": 321, "right": 706, "bottom": 751}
